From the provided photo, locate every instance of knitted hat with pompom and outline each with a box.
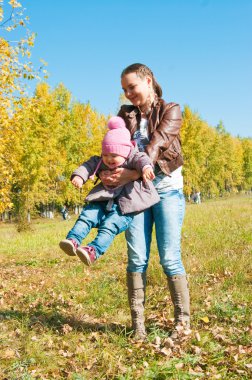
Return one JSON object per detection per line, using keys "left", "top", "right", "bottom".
{"left": 102, "top": 116, "right": 133, "bottom": 158}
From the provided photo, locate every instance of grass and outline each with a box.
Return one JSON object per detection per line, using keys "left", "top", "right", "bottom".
{"left": 0, "top": 195, "right": 251, "bottom": 379}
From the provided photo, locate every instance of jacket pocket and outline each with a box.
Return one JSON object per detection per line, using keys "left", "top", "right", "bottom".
{"left": 118, "top": 180, "right": 160, "bottom": 215}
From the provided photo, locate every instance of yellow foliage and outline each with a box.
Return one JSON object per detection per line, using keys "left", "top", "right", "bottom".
{"left": 181, "top": 106, "right": 250, "bottom": 197}
{"left": 9, "top": 0, "right": 22, "bottom": 8}
{"left": 0, "top": 0, "right": 251, "bottom": 215}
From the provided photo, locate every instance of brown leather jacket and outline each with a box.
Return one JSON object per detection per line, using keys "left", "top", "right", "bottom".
{"left": 118, "top": 98, "right": 183, "bottom": 175}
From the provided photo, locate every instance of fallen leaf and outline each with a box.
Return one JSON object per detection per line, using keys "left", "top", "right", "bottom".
{"left": 238, "top": 345, "right": 246, "bottom": 354}
{"left": 235, "top": 369, "right": 246, "bottom": 375}
{"left": 75, "top": 345, "right": 85, "bottom": 354}
{"left": 14, "top": 328, "right": 22, "bottom": 337}
{"left": 89, "top": 332, "right": 100, "bottom": 342}
{"left": 62, "top": 324, "right": 73, "bottom": 334}
{"left": 153, "top": 336, "right": 161, "bottom": 346}
{"left": 214, "top": 334, "right": 227, "bottom": 342}
{"left": 160, "top": 347, "right": 172, "bottom": 356}
{"left": 163, "top": 337, "right": 174, "bottom": 348}
{"left": 3, "top": 348, "right": 16, "bottom": 359}
{"left": 175, "top": 362, "right": 184, "bottom": 369}
{"left": 195, "top": 332, "right": 201, "bottom": 341}
{"left": 233, "top": 354, "right": 238, "bottom": 362}
{"left": 189, "top": 367, "right": 203, "bottom": 375}
{"left": 191, "top": 345, "right": 201, "bottom": 354}
{"left": 58, "top": 349, "right": 73, "bottom": 357}
{"left": 183, "top": 328, "right": 192, "bottom": 336}
{"left": 245, "top": 363, "right": 252, "bottom": 370}
{"left": 85, "top": 358, "right": 97, "bottom": 370}
{"left": 200, "top": 316, "right": 210, "bottom": 323}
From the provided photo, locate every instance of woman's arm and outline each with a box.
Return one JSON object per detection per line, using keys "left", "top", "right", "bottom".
{"left": 145, "top": 103, "right": 182, "bottom": 164}
{"left": 99, "top": 167, "right": 140, "bottom": 188}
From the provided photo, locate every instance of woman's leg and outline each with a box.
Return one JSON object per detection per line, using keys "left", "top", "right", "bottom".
{"left": 153, "top": 188, "right": 185, "bottom": 276}
{"left": 125, "top": 208, "right": 153, "bottom": 273}
{"left": 125, "top": 209, "right": 153, "bottom": 340}
{"left": 153, "top": 188, "right": 190, "bottom": 334}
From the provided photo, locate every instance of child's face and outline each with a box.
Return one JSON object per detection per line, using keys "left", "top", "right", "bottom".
{"left": 121, "top": 72, "right": 152, "bottom": 107}
{"left": 102, "top": 153, "right": 125, "bottom": 169}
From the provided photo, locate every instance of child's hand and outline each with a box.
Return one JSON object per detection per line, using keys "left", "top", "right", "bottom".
{"left": 142, "top": 166, "right": 155, "bottom": 182}
{"left": 71, "top": 175, "right": 84, "bottom": 189}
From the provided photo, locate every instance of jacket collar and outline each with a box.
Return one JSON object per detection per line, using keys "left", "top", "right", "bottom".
{"left": 125, "top": 97, "right": 161, "bottom": 119}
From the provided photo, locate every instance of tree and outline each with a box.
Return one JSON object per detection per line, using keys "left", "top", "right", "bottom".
{"left": 241, "top": 138, "right": 252, "bottom": 191}
{"left": 0, "top": 0, "right": 43, "bottom": 215}
{"left": 9, "top": 82, "right": 107, "bottom": 224}
{"left": 181, "top": 107, "right": 247, "bottom": 198}
{"left": 181, "top": 106, "right": 213, "bottom": 196}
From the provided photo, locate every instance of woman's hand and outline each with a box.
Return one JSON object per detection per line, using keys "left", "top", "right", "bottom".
{"left": 99, "top": 168, "right": 140, "bottom": 187}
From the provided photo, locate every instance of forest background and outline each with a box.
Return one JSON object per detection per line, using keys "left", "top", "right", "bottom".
{"left": 0, "top": 0, "right": 251, "bottom": 229}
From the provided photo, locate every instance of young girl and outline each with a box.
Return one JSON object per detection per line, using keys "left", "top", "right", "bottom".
{"left": 100, "top": 63, "right": 190, "bottom": 340}
{"left": 59, "top": 116, "right": 159, "bottom": 266}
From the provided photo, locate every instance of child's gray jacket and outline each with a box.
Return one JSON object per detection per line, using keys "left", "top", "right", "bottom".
{"left": 71, "top": 145, "right": 160, "bottom": 215}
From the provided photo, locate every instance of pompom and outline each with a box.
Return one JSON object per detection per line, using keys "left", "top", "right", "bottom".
{"left": 107, "top": 116, "right": 126, "bottom": 130}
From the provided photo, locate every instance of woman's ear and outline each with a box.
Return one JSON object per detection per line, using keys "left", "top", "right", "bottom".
{"left": 146, "top": 75, "right": 152, "bottom": 87}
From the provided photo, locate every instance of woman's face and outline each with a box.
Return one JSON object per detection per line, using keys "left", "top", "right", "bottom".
{"left": 121, "top": 72, "right": 152, "bottom": 107}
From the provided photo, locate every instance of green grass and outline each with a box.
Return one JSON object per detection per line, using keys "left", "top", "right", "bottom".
{"left": 0, "top": 195, "right": 251, "bottom": 379}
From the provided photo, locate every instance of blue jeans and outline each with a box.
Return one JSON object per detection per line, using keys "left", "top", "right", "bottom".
{"left": 125, "top": 188, "right": 186, "bottom": 276}
{"left": 67, "top": 202, "right": 133, "bottom": 258}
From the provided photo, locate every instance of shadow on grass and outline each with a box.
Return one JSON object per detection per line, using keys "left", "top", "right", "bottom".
{"left": 0, "top": 309, "right": 130, "bottom": 335}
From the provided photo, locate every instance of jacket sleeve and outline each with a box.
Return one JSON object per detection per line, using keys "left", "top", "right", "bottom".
{"left": 117, "top": 105, "right": 133, "bottom": 118}
{"left": 71, "top": 156, "right": 101, "bottom": 183}
{"left": 130, "top": 151, "right": 154, "bottom": 173}
{"left": 145, "top": 103, "right": 182, "bottom": 164}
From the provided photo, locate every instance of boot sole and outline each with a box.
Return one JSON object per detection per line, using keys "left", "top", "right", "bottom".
{"left": 59, "top": 240, "right": 76, "bottom": 256}
{"left": 76, "top": 247, "right": 92, "bottom": 266}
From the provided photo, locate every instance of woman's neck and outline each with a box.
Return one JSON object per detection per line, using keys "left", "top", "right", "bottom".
{"left": 138, "top": 93, "right": 155, "bottom": 117}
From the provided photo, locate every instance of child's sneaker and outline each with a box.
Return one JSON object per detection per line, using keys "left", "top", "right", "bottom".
{"left": 76, "top": 246, "right": 96, "bottom": 266}
{"left": 59, "top": 238, "right": 78, "bottom": 256}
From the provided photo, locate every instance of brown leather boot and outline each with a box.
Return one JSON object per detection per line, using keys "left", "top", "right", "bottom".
{"left": 127, "top": 272, "right": 147, "bottom": 340}
{"left": 167, "top": 274, "right": 190, "bottom": 339}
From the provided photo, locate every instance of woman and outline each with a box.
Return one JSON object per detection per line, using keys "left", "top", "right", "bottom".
{"left": 101, "top": 63, "right": 190, "bottom": 340}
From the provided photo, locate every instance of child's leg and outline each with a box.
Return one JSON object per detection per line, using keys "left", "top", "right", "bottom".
{"left": 86, "top": 203, "right": 133, "bottom": 259}
{"left": 66, "top": 202, "right": 105, "bottom": 245}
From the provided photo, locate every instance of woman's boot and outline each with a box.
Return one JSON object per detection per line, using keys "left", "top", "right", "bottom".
{"left": 127, "top": 272, "right": 147, "bottom": 340}
{"left": 167, "top": 274, "right": 190, "bottom": 339}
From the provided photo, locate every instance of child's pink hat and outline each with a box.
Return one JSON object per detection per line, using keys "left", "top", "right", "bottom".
{"left": 102, "top": 116, "right": 133, "bottom": 158}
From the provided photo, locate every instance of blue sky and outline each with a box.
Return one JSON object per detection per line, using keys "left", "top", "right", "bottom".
{"left": 4, "top": 0, "right": 252, "bottom": 137}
